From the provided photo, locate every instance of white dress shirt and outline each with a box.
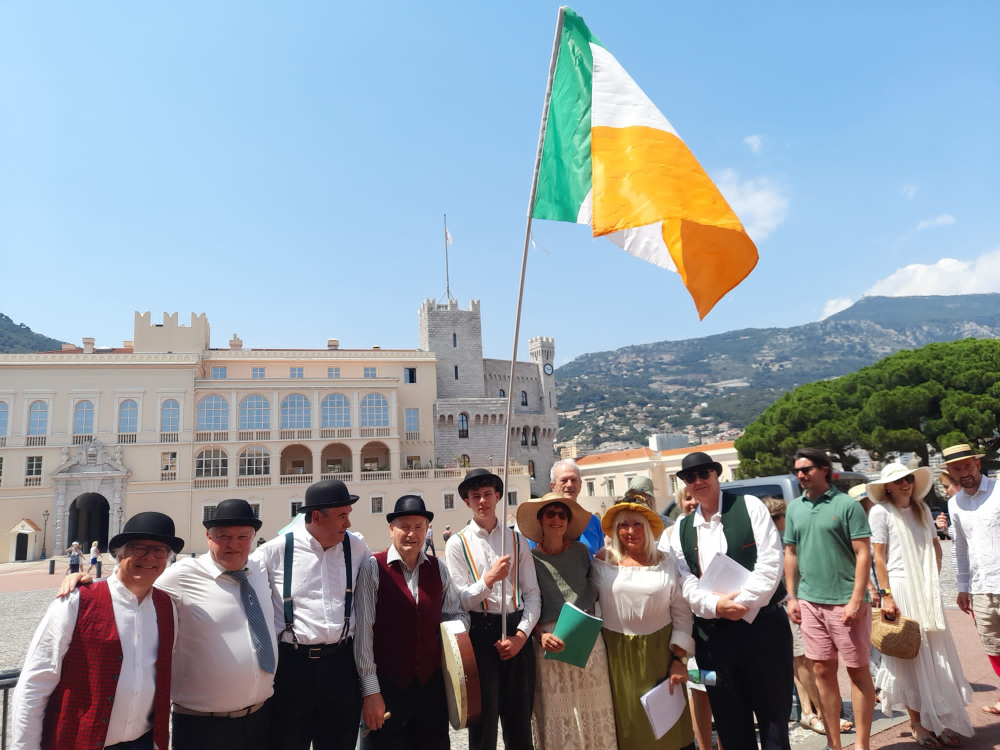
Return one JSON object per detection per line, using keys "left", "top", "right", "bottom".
{"left": 354, "top": 545, "right": 470, "bottom": 697}
{"left": 11, "top": 575, "right": 167, "bottom": 750}
{"left": 668, "top": 492, "right": 783, "bottom": 620}
{"left": 254, "top": 526, "right": 372, "bottom": 644}
{"left": 444, "top": 519, "right": 541, "bottom": 635}
{"left": 949, "top": 474, "right": 1000, "bottom": 595}
{"left": 154, "top": 553, "right": 277, "bottom": 712}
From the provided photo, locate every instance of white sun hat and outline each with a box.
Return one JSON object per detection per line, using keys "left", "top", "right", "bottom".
{"left": 866, "top": 462, "right": 933, "bottom": 505}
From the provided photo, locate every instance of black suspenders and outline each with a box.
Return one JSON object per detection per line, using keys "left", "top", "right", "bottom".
{"left": 281, "top": 531, "right": 354, "bottom": 647}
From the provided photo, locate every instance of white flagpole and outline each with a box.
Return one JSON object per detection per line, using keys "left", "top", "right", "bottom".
{"left": 498, "top": 5, "right": 566, "bottom": 642}
{"left": 444, "top": 214, "right": 453, "bottom": 301}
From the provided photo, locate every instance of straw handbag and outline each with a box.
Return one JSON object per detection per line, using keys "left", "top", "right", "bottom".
{"left": 871, "top": 608, "right": 921, "bottom": 659}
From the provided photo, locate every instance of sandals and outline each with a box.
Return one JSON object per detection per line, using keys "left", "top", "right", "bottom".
{"left": 910, "top": 723, "right": 940, "bottom": 748}
{"left": 840, "top": 719, "right": 854, "bottom": 733}
{"left": 799, "top": 713, "right": 825, "bottom": 734}
{"left": 935, "top": 729, "right": 962, "bottom": 747}
{"left": 981, "top": 703, "right": 1000, "bottom": 716}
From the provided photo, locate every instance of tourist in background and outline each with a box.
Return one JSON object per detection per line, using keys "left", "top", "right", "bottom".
{"left": 934, "top": 470, "right": 959, "bottom": 539}
{"left": 594, "top": 496, "right": 695, "bottom": 750}
{"left": 64, "top": 541, "right": 82, "bottom": 574}
{"left": 85, "top": 540, "right": 100, "bottom": 576}
{"left": 869, "top": 463, "right": 972, "bottom": 746}
{"left": 516, "top": 492, "right": 617, "bottom": 750}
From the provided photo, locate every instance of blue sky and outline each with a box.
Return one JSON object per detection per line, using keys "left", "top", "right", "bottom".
{"left": 2, "top": 2, "right": 998, "bottom": 365}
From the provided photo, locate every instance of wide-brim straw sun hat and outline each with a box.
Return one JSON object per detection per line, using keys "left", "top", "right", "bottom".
{"left": 866, "top": 462, "right": 933, "bottom": 505}
{"left": 516, "top": 492, "right": 591, "bottom": 544}
{"left": 941, "top": 443, "right": 985, "bottom": 464}
{"left": 601, "top": 498, "right": 664, "bottom": 539}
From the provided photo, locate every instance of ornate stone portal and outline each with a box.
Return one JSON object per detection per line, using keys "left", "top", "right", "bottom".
{"left": 50, "top": 442, "right": 131, "bottom": 550}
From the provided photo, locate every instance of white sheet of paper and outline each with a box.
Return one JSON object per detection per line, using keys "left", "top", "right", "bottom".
{"left": 442, "top": 620, "right": 467, "bottom": 635}
{"left": 640, "top": 679, "right": 687, "bottom": 740}
{"left": 698, "top": 553, "right": 759, "bottom": 624}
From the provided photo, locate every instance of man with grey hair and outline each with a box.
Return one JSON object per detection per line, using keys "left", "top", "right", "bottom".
{"left": 550, "top": 458, "right": 605, "bottom": 556}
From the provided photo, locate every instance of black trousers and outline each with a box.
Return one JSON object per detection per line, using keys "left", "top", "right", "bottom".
{"left": 107, "top": 731, "right": 153, "bottom": 750}
{"left": 171, "top": 702, "right": 271, "bottom": 750}
{"left": 361, "top": 671, "right": 450, "bottom": 750}
{"left": 695, "top": 604, "right": 794, "bottom": 750}
{"left": 268, "top": 640, "right": 362, "bottom": 750}
{"left": 468, "top": 611, "right": 535, "bottom": 750}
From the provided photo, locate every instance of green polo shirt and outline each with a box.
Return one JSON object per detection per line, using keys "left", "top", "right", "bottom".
{"left": 784, "top": 488, "right": 871, "bottom": 605}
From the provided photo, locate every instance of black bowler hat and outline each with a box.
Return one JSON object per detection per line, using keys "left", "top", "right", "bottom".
{"left": 386, "top": 495, "right": 434, "bottom": 524}
{"left": 109, "top": 511, "right": 185, "bottom": 554}
{"left": 204, "top": 498, "right": 262, "bottom": 532}
{"left": 458, "top": 467, "right": 503, "bottom": 499}
{"left": 298, "top": 479, "right": 359, "bottom": 514}
{"left": 680, "top": 451, "right": 723, "bottom": 477}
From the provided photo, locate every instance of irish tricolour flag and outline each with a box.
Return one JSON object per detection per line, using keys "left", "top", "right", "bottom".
{"left": 532, "top": 8, "right": 758, "bottom": 319}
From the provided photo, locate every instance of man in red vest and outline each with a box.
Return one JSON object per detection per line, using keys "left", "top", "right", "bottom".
{"left": 11, "top": 511, "right": 183, "bottom": 750}
{"left": 354, "top": 495, "right": 469, "bottom": 749}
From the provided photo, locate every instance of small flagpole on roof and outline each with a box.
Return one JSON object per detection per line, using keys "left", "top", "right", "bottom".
{"left": 497, "top": 5, "right": 567, "bottom": 642}
{"left": 442, "top": 214, "right": 454, "bottom": 302}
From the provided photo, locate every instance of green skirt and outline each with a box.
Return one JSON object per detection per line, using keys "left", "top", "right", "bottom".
{"left": 602, "top": 624, "right": 695, "bottom": 750}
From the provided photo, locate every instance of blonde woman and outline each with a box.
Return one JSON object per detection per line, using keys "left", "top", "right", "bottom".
{"left": 869, "top": 463, "right": 972, "bottom": 747}
{"left": 594, "top": 498, "right": 695, "bottom": 750}
{"left": 516, "top": 492, "right": 617, "bottom": 750}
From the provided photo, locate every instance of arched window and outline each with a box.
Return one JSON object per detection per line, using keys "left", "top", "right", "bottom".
{"left": 239, "top": 447, "right": 270, "bottom": 476}
{"left": 360, "top": 393, "right": 389, "bottom": 427}
{"left": 520, "top": 391, "right": 528, "bottom": 406}
{"left": 281, "top": 394, "right": 312, "bottom": 429}
{"left": 459, "top": 454, "right": 471, "bottom": 468}
{"left": 528, "top": 460, "right": 535, "bottom": 479}
{"left": 240, "top": 395, "right": 270, "bottom": 430}
{"left": 498, "top": 389, "right": 505, "bottom": 398}
{"left": 458, "top": 413, "right": 469, "bottom": 439}
{"left": 197, "top": 395, "right": 229, "bottom": 431}
{"left": 321, "top": 394, "right": 351, "bottom": 428}
{"left": 0, "top": 401, "right": 8, "bottom": 436}
{"left": 161, "top": 400, "right": 180, "bottom": 433}
{"left": 118, "top": 400, "right": 138, "bottom": 433}
{"left": 74, "top": 401, "right": 94, "bottom": 435}
{"left": 531, "top": 427, "right": 538, "bottom": 446}
{"left": 28, "top": 401, "right": 48, "bottom": 435}
{"left": 195, "top": 448, "right": 228, "bottom": 477}
{"left": 520, "top": 426, "right": 528, "bottom": 446}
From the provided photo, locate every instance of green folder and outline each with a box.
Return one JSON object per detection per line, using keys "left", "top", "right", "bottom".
{"left": 543, "top": 602, "right": 603, "bottom": 669}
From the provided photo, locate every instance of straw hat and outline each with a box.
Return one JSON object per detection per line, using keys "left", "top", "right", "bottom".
{"left": 941, "top": 443, "right": 985, "bottom": 464}
{"left": 848, "top": 485, "right": 868, "bottom": 501}
{"left": 516, "top": 492, "right": 590, "bottom": 544}
{"left": 866, "top": 462, "right": 933, "bottom": 505}
{"left": 601, "top": 497, "right": 664, "bottom": 539}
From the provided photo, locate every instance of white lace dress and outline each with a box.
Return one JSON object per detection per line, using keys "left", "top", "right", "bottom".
{"left": 870, "top": 504, "right": 973, "bottom": 737}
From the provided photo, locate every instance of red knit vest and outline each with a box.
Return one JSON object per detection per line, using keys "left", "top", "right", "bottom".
{"left": 41, "top": 580, "right": 174, "bottom": 750}
{"left": 373, "top": 550, "right": 443, "bottom": 690}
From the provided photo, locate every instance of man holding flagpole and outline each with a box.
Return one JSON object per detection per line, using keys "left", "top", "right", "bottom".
{"left": 445, "top": 468, "right": 541, "bottom": 750}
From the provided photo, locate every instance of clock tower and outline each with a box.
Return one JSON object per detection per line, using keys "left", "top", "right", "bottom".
{"left": 529, "top": 336, "right": 557, "bottom": 412}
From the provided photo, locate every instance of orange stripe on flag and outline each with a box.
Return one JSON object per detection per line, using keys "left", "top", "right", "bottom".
{"left": 591, "top": 125, "right": 758, "bottom": 319}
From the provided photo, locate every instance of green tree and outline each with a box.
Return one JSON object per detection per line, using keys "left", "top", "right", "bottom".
{"left": 736, "top": 338, "right": 1000, "bottom": 477}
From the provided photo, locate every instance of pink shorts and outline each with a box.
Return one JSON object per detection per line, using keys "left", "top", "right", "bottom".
{"left": 799, "top": 600, "right": 872, "bottom": 668}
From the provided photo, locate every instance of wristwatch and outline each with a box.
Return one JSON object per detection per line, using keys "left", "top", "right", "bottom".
{"left": 878, "top": 588, "right": 891, "bottom": 597}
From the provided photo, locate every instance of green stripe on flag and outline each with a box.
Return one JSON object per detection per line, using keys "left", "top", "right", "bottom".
{"left": 532, "top": 8, "right": 603, "bottom": 224}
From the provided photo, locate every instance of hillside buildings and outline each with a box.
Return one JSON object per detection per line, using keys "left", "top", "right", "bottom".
{"left": 0, "top": 299, "right": 558, "bottom": 562}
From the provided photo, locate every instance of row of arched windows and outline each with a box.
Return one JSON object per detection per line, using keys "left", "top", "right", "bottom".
{"left": 515, "top": 425, "right": 554, "bottom": 446}
{"left": 495, "top": 389, "right": 529, "bottom": 405}
{"left": 15, "top": 400, "right": 142, "bottom": 437}
{"left": 197, "top": 393, "right": 390, "bottom": 431}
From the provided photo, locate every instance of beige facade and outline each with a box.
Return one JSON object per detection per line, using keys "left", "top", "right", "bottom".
{"left": 573, "top": 441, "right": 739, "bottom": 517}
{"left": 0, "top": 305, "right": 546, "bottom": 561}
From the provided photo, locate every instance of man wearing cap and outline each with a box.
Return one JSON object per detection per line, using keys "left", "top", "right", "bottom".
{"left": 550, "top": 458, "right": 605, "bottom": 556}
{"left": 668, "top": 451, "right": 792, "bottom": 750}
{"left": 255, "top": 479, "right": 372, "bottom": 750}
{"left": 445, "top": 468, "right": 542, "bottom": 750}
{"left": 941, "top": 443, "right": 1000, "bottom": 715}
{"left": 354, "top": 495, "right": 469, "bottom": 749}
{"left": 12, "top": 512, "right": 182, "bottom": 750}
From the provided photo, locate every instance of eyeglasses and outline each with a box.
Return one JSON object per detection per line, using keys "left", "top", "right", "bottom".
{"left": 678, "top": 468, "right": 715, "bottom": 484}
{"left": 891, "top": 475, "right": 915, "bottom": 486}
{"left": 125, "top": 543, "right": 171, "bottom": 559}
{"left": 794, "top": 466, "right": 818, "bottom": 475}
{"left": 542, "top": 508, "right": 569, "bottom": 520}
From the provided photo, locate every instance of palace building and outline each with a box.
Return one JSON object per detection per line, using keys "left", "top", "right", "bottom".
{"left": 0, "top": 299, "right": 558, "bottom": 561}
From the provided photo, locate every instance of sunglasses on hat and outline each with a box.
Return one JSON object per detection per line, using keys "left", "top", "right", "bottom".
{"left": 679, "top": 467, "right": 715, "bottom": 484}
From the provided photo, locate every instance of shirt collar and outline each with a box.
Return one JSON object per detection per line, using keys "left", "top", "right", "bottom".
{"left": 387, "top": 543, "right": 427, "bottom": 571}
{"left": 200, "top": 550, "right": 248, "bottom": 580}
{"left": 800, "top": 487, "right": 834, "bottom": 504}
{"left": 469, "top": 517, "right": 501, "bottom": 538}
{"left": 692, "top": 491, "right": 724, "bottom": 527}
{"left": 109, "top": 571, "right": 141, "bottom": 606}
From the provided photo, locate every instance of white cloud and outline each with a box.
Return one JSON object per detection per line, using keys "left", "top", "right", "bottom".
{"left": 743, "top": 134, "right": 762, "bottom": 153}
{"left": 916, "top": 213, "right": 956, "bottom": 231}
{"left": 865, "top": 247, "right": 1000, "bottom": 297}
{"left": 714, "top": 169, "right": 788, "bottom": 242}
{"left": 820, "top": 297, "right": 854, "bottom": 320}
{"left": 902, "top": 183, "right": 920, "bottom": 199}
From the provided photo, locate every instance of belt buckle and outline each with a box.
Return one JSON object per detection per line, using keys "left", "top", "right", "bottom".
{"left": 308, "top": 646, "right": 322, "bottom": 660}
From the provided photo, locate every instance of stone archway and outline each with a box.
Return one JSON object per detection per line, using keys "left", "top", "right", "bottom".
{"left": 68, "top": 493, "right": 110, "bottom": 552}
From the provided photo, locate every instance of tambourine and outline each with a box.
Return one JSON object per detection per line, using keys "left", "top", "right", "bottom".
{"left": 440, "top": 621, "right": 481, "bottom": 729}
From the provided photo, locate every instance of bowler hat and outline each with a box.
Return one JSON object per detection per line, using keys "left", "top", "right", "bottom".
{"left": 386, "top": 495, "right": 434, "bottom": 524}
{"left": 458, "top": 467, "right": 503, "bottom": 499}
{"left": 679, "top": 451, "right": 723, "bottom": 478}
{"left": 109, "top": 511, "right": 185, "bottom": 554}
{"left": 204, "top": 498, "right": 262, "bottom": 532}
{"left": 298, "top": 479, "right": 359, "bottom": 514}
